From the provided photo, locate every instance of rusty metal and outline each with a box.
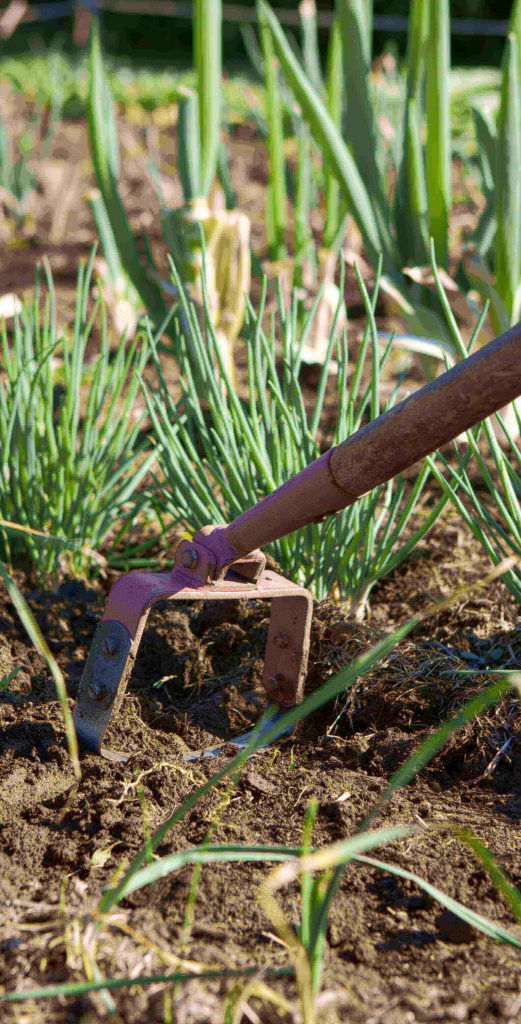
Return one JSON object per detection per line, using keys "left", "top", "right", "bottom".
{"left": 74, "top": 321, "right": 521, "bottom": 759}
{"left": 74, "top": 530, "right": 312, "bottom": 759}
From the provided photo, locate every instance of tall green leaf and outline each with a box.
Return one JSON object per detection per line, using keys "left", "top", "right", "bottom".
{"left": 495, "top": 33, "right": 521, "bottom": 324}
{"left": 323, "top": 19, "right": 343, "bottom": 249}
{"left": 425, "top": 0, "right": 451, "bottom": 266}
{"left": 336, "top": 0, "right": 390, "bottom": 249}
{"left": 177, "top": 87, "right": 202, "bottom": 202}
{"left": 395, "top": 0, "right": 429, "bottom": 265}
{"left": 257, "top": 0, "right": 397, "bottom": 272}
{"left": 294, "top": 123, "right": 313, "bottom": 282}
{"left": 510, "top": 0, "right": 521, "bottom": 79}
{"left": 399, "top": 98, "right": 430, "bottom": 266}
{"left": 472, "top": 105, "right": 497, "bottom": 259}
{"left": 299, "top": 0, "right": 323, "bottom": 95}
{"left": 194, "top": 0, "right": 222, "bottom": 197}
{"left": 260, "top": 13, "right": 288, "bottom": 261}
{"left": 89, "top": 189, "right": 124, "bottom": 285}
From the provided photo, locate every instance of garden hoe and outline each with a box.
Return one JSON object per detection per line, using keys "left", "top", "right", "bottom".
{"left": 74, "top": 322, "right": 521, "bottom": 761}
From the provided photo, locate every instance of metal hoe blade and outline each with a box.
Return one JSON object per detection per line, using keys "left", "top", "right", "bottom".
{"left": 73, "top": 544, "right": 312, "bottom": 762}
{"left": 184, "top": 706, "right": 297, "bottom": 761}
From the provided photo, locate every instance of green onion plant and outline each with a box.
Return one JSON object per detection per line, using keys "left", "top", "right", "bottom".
{"left": 88, "top": 186, "right": 142, "bottom": 339}
{"left": 466, "top": 19, "right": 521, "bottom": 336}
{"left": 256, "top": 2, "right": 348, "bottom": 362}
{"left": 87, "top": 3, "right": 251, "bottom": 375}
{"left": 256, "top": 0, "right": 457, "bottom": 367}
{"left": 253, "top": 0, "right": 521, "bottom": 365}
{"left": 144, "top": 257, "right": 449, "bottom": 614}
{"left": 0, "top": 255, "right": 155, "bottom": 580}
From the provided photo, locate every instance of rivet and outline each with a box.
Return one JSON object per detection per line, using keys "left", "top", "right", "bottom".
{"left": 266, "top": 673, "right": 286, "bottom": 694}
{"left": 88, "top": 682, "right": 108, "bottom": 702}
{"left": 102, "top": 634, "right": 119, "bottom": 657}
{"left": 181, "top": 547, "right": 199, "bottom": 570}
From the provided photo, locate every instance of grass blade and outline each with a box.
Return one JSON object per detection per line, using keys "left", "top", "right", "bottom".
{"left": 355, "top": 854, "right": 521, "bottom": 949}
{"left": 3, "top": 967, "right": 293, "bottom": 1003}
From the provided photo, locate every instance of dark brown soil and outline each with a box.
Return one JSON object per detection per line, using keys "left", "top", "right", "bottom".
{"left": 1, "top": 515, "right": 520, "bottom": 1023}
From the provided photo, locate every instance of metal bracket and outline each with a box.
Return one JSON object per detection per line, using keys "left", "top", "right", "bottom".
{"left": 73, "top": 559, "right": 313, "bottom": 761}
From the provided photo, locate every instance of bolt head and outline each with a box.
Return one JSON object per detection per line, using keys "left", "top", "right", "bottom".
{"left": 88, "top": 681, "right": 108, "bottom": 702}
{"left": 102, "top": 634, "right": 119, "bottom": 657}
{"left": 181, "top": 547, "right": 199, "bottom": 570}
{"left": 266, "top": 673, "right": 286, "bottom": 695}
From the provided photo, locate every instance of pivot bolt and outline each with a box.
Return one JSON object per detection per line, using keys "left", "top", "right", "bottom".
{"left": 88, "top": 681, "right": 108, "bottom": 702}
{"left": 102, "top": 634, "right": 119, "bottom": 657}
{"left": 273, "top": 632, "right": 290, "bottom": 649}
{"left": 266, "top": 673, "right": 286, "bottom": 696}
{"left": 181, "top": 547, "right": 199, "bottom": 570}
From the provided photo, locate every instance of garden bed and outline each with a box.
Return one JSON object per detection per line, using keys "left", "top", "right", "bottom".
{"left": 1, "top": 516, "right": 520, "bottom": 1023}
{"left": 1, "top": 34, "right": 521, "bottom": 1021}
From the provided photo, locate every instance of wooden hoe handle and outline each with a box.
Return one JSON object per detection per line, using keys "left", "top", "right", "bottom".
{"left": 218, "top": 321, "right": 521, "bottom": 557}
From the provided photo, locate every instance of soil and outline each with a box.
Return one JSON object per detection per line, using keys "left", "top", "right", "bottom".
{"left": 0, "top": 515, "right": 520, "bottom": 1024}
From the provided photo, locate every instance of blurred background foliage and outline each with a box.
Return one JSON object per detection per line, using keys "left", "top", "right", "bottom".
{"left": 1, "top": 0, "right": 515, "bottom": 66}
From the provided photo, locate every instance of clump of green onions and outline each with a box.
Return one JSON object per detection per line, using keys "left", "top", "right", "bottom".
{"left": 0, "top": 254, "right": 155, "bottom": 580}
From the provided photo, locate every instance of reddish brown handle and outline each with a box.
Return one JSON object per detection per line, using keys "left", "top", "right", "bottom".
{"left": 223, "top": 321, "right": 521, "bottom": 555}
{"left": 330, "top": 319, "right": 521, "bottom": 496}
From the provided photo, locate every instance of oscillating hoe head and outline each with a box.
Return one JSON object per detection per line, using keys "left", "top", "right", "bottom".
{"left": 73, "top": 527, "right": 313, "bottom": 761}
{"left": 73, "top": 319, "right": 521, "bottom": 760}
